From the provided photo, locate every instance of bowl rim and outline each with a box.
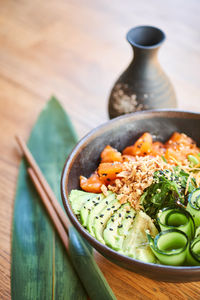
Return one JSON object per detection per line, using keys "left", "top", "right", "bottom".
{"left": 61, "top": 109, "right": 200, "bottom": 274}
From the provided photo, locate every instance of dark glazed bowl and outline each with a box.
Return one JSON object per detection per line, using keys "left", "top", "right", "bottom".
{"left": 61, "top": 110, "right": 200, "bottom": 282}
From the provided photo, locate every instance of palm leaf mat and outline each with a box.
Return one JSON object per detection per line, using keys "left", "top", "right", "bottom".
{"left": 11, "top": 97, "right": 88, "bottom": 300}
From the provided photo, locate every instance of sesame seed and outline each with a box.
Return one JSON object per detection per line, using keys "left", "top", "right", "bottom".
{"left": 107, "top": 208, "right": 111, "bottom": 211}
{"left": 109, "top": 228, "right": 113, "bottom": 231}
{"left": 95, "top": 216, "right": 99, "bottom": 219}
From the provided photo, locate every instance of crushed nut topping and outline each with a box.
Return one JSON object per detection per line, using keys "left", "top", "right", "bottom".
{"left": 106, "top": 156, "right": 172, "bottom": 210}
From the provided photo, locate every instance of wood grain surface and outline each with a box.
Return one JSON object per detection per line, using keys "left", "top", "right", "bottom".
{"left": 0, "top": 0, "right": 200, "bottom": 299}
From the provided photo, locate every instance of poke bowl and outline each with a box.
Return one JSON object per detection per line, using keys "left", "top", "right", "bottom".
{"left": 61, "top": 110, "right": 200, "bottom": 282}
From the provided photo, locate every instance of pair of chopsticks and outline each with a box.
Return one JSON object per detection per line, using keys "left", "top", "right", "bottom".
{"left": 16, "top": 136, "right": 70, "bottom": 251}
{"left": 16, "top": 136, "right": 117, "bottom": 300}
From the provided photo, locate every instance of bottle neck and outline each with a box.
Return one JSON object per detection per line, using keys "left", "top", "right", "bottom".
{"left": 131, "top": 46, "right": 159, "bottom": 65}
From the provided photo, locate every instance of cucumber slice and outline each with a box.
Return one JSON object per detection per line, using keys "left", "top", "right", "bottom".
{"left": 158, "top": 207, "right": 195, "bottom": 239}
{"left": 147, "top": 229, "right": 188, "bottom": 266}
{"left": 187, "top": 236, "right": 200, "bottom": 266}
{"left": 187, "top": 188, "right": 200, "bottom": 227}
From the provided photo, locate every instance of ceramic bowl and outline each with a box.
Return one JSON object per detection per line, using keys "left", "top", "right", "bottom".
{"left": 61, "top": 110, "right": 200, "bottom": 282}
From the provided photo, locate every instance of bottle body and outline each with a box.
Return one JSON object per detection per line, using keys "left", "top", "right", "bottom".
{"left": 108, "top": 26, "right": 177, "bottom": 119}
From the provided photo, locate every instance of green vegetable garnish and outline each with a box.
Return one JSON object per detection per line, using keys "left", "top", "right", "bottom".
{"left": 187, "top": 154, "right": 199, "bottom": 166}
{"left": 140, "top": 167, "right": 197, "bottom": 219}
{"left": 161, "top": 155, "right": 167, "bottom": 163}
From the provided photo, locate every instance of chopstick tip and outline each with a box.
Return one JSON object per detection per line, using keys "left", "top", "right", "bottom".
{"left": 15, "top": 134, "right": 22, "bottom": 144}
{"left": 15, "top": 135, "right": 26, "bottom": 154}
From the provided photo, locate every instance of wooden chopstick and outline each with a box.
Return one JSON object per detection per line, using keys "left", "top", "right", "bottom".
{"left": 28, "top": 167, "right": 69, "bottom": 252}
{"left": 15, "top": 135, "right": 70, "bottom": 233}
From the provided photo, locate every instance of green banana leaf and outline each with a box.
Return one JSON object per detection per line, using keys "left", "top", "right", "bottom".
{"left": 11, "top": 97, "right": 88, "bottom": 300}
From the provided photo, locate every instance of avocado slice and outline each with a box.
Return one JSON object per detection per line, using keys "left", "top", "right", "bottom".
{"left": 86, "top": 192, "right": 115, "bottom": 236}
{"left": 69, "top": 190, "right": 97, "bottom": 214}
{"left": 122, "top": 210, "right": 158, "bottom": 263}
{"left": 135, "top": 247, "right": 158, "bottom": 263}
{"left": 117, "top": 206, "right": 136, "bottom": 237}
{"left": 116, "top": 206, "right": 136, "bottom": 250}
{"left": 93, "top": 197, "right": 121, "bottom": 244}
{"left": 103, "top": 204, "right": 129, "bottom": 250}
{"left": 80, "top": 194, "right": 105, "bottom": 227}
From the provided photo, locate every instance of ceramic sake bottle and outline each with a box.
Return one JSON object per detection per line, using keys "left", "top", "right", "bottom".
{"left": 108, "top": 25, "right": 177, "bottom": 119}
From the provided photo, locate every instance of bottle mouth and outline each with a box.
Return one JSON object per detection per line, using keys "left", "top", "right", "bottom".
{"left": 126, "top": 25, "right": 166, "bottom": 49}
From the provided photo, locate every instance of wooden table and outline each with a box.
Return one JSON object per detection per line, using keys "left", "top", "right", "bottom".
{"left": 1, "top": 0, "right": 200, "bottom": 299}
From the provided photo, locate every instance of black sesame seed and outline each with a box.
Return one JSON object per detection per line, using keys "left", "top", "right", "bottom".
{"left": 97, "top": 196, "right": 100, "bottom": 200}
{"left": 83, "top": 206, "right": 86, "bottom": 209}
{"left": 94, "top": 203, "right": 98, "bottom": 206}
{"left": 102, "top": 173, "right": 107, "bottom": 176}
{"left": 100, "top": 222, "right": 103, "bottom": 225}
{"left": 119, "top": 213, "right": 122, "bottom": 217}
{"left": 109, "top": 228, "right": 113, "bottom": 231}
{"left": 107, "top": 208, "right": 111, "bottom": 211}
{"left": 95, "top": 216, "right": 99, "bottom": 219}
{"left": 106, "top": 201, "right": 108, "bottom": 204}
{"left": 114, "top": 209, "right": 117, "bottom": 212}
{"left": 100, "top": 214, "right": 104, "bottom": 218}
{"left": 118, "top": 225, "right": 123, "bottom": 228}
{"left": 126, "top": 210, "right": 130, "bottom": 213}
{"left": 111, "top": 219, "right": 114, "bottom": 222}
{"left": 112, "top": 206, "right": 115, "bottom": 208}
